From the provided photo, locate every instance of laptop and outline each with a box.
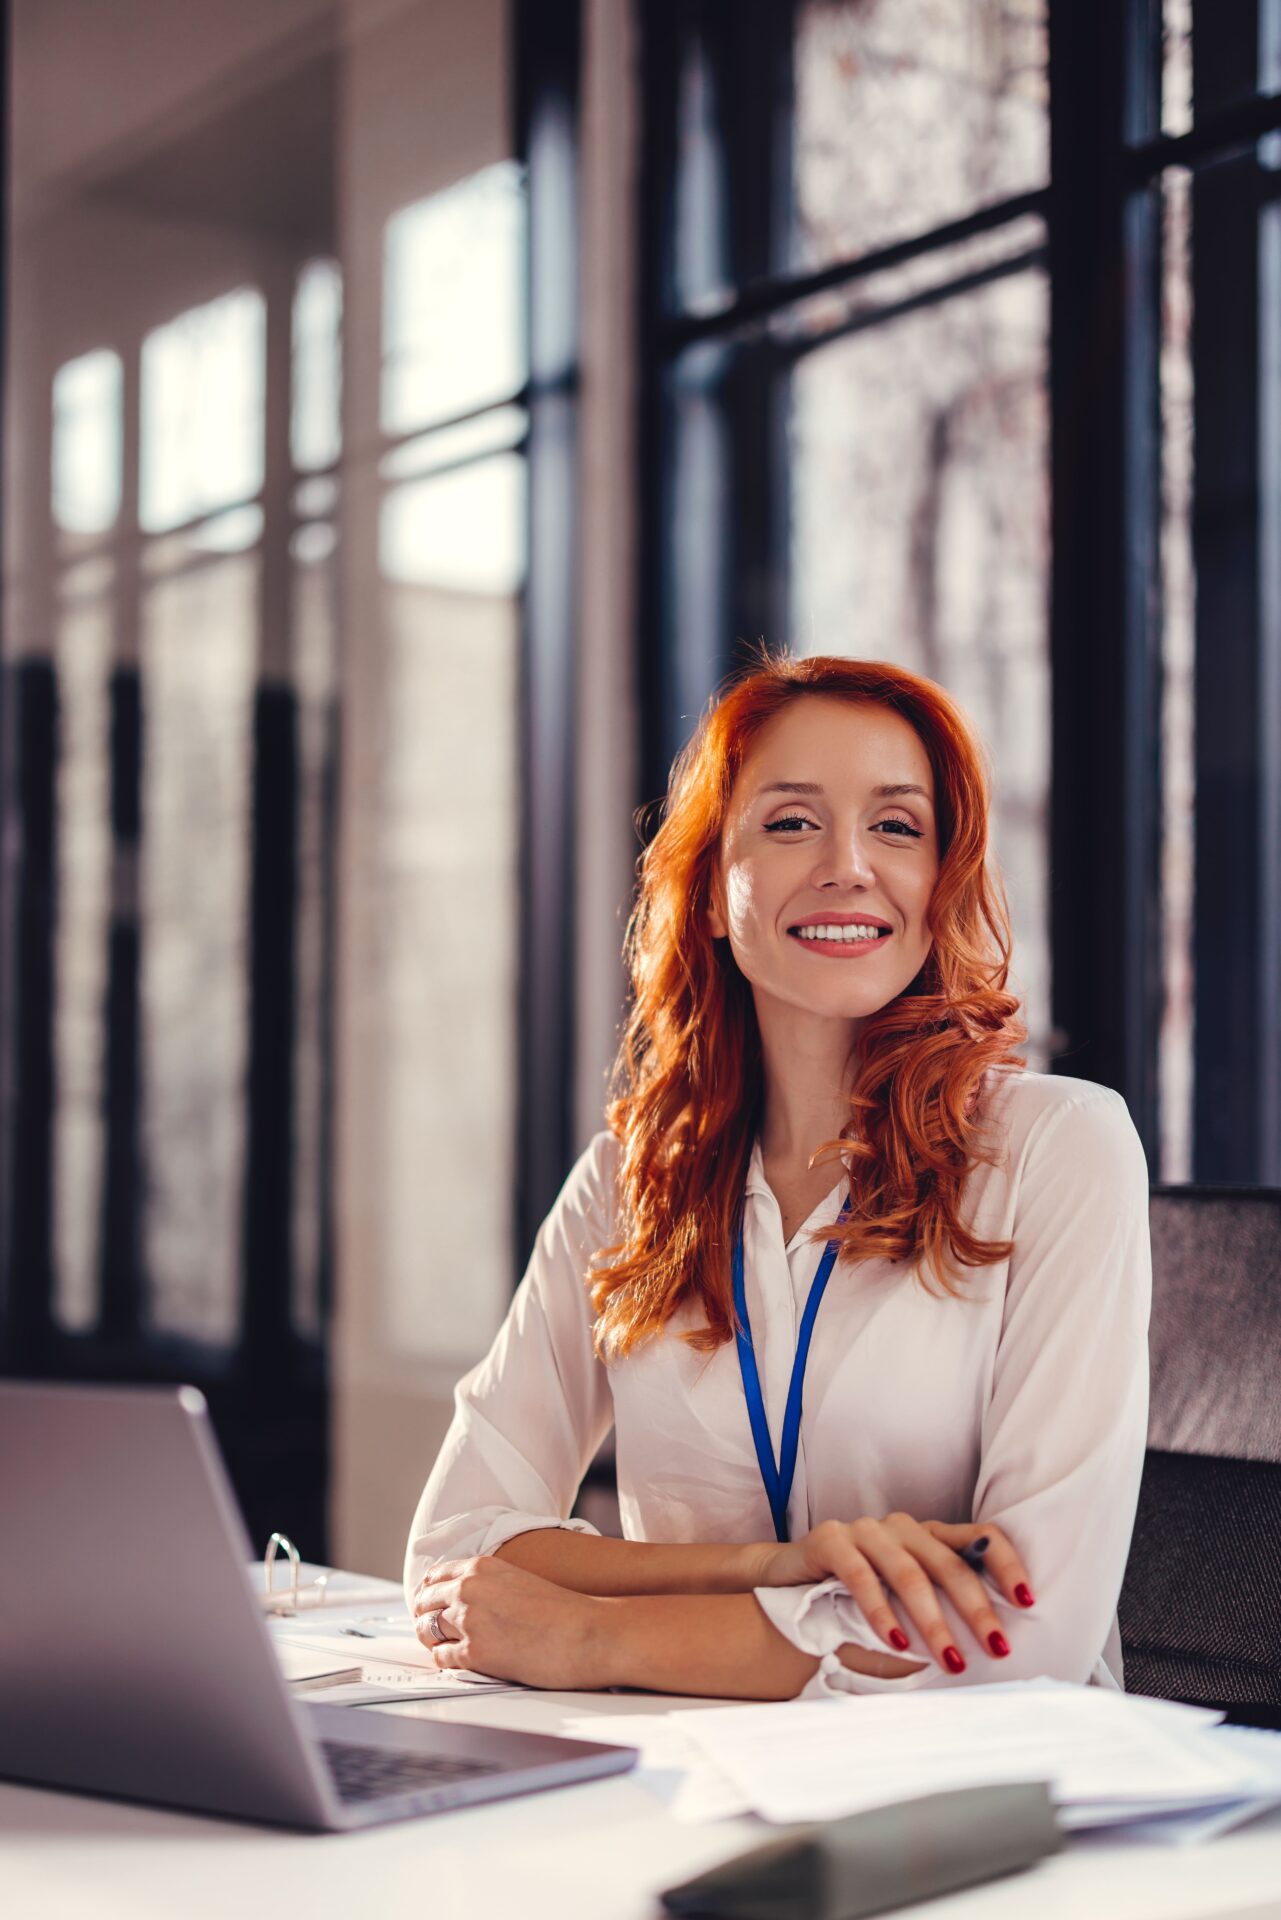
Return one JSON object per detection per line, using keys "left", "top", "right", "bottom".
{"left": 0, "top": 1380, "right": 637, "bottom": 1830}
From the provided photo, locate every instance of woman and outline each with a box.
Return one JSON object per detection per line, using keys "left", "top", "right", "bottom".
{"left": 406, "top": 655, "right": 1151, "bottom": 1700}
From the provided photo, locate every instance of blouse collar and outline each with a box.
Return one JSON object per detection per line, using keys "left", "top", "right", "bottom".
{"left": 744, "top": 1137, "right": 853, "bottom": 1206}
{"left": 744, "top": 1137, "right": 772, "bottom": 1198}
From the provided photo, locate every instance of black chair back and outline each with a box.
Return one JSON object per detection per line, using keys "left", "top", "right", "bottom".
{"left": 1119, "top": 1186, "right": 1281, "bottom": 1725}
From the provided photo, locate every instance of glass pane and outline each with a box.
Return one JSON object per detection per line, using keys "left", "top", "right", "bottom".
{"left": 52, "top": 579, "right": 114, "bottom": 1333}
{"left": 294, "top": 475, "right": 339, "bottom": 520}
{"left": 1162, "top": 0, "right": 1281, "bottom": 136}
{"left": 139, "top": 287, "right": 266, "bottom": 533}
{"left": 379, "top": 450, "right": 525, "bottom": 595}
{"left": 1154, "top": 143, "right": 1281, "bottom": 1180}
{"left": 140, "top": 555, "right": 256, "bottom": 1344}
{"left": 376, "top": 455, "right": 523, "bottom": 1364}
{"left": 789, "top": 261, "right": 1051, "bottom": 1062}
{"left": 667, "top": 0, "right": 1048, "bottom": 312}
{"left": 292, "top": 260, "right": 343, "bottom": 474}
{"left": 1162, "top": 0, "right": 1193, "bottom": 136}
{"left": 793, "top": 0, "right": 1048, "bottom": 273}
{"left": 381, "top": 161, "right": 525, "bottom": 436}
{"left": 52, "top": 349, "right": 122, "bottom": 540}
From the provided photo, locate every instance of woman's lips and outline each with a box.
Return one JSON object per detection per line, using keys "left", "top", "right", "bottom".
{"left": 786, "top": 929, "right": 892, "bottom": 959}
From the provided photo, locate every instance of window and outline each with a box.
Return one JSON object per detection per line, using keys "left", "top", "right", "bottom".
{"left": 642, "top": 0, "right": 1053, "bottom": 1059}
{"left": 374, "top": 168, "right": 527, "bottom": 1368}
{"left": 1, "top": 2, "right": 536, "bottom": 1571}
{"left": 1131, "top": 0, "right": 1281, "bottom": 1181}
{"left": 639, "top": 0, "right": 1281, "bottom": 1183}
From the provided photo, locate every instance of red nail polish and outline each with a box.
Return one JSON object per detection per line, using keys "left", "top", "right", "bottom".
{"left": 988, "top": 1630, "right": 1010, "bottom": 1658}
{"left": 942, "top": 1645, "right": 966, "bottom": 1674}
{"left": 889, "top": 1628, "right": 910, "bottom": 1651}
{"left": 1014, "top": 1584, "right": 1035, "bottom": 1608}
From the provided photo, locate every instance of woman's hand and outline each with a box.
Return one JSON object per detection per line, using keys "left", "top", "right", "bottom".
{"left": 412, "top": 1555, "right": 608, "bottom": 1690}
{"left": 754, "top": 1515, "right": 1034, "bottom": 1672}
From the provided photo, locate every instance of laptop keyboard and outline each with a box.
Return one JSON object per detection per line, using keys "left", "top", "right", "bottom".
{"left": 322, "top": 1738, "right": 503, "bottom": 1804}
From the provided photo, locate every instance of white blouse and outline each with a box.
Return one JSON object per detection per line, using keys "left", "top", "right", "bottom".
{"left": 404, "top": 1070, "right": 1152, "bottom": 1697}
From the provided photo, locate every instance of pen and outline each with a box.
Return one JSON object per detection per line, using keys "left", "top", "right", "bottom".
{"left": 958, "top": 1534, "right": 990, "bottom": 1576}
{"left": 338, "top": 1613, "right": 410, "bottom": 1638}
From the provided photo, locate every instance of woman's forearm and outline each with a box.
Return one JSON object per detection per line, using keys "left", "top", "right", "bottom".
{"left": 580, "top": 1592, "right": 926, "bottom": 1698}
{"left": 494, "top": 1526, "right": 775, "bottom": 1596}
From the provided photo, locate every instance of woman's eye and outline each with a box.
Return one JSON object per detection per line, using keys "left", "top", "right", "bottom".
{"left": 762, "top": 813, "right": 817, "bottom": 834}
{"left": 761, "top": 812, "right": 925, "bottom": 839}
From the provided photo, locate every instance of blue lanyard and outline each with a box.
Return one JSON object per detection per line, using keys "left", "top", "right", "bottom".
{"left": 732, "top": 1195, "right": 852, "bottom": 1544}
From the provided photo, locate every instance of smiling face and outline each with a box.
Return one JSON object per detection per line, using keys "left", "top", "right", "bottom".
{"left": 707, "top": 695, "right": 940, "bottom": 1035}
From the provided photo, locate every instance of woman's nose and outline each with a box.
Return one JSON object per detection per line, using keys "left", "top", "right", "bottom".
{"left": 812, "top": 829, "right": 875, "bottom": 890}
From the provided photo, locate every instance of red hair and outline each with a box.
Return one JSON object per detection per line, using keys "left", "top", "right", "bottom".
{"left": 590, "top": 652, "right": 1026, "bottom": 1358}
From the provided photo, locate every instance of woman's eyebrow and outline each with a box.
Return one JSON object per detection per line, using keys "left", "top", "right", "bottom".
{"left": 753, "top": 779, "right": 933, "bottom": 804}
{"left": 873, "top": 782, "right": 933, "bottom": 804}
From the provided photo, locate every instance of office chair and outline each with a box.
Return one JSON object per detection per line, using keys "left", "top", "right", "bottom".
{"left": 1119, "top": 1186, "right": 1281, "bottom": 1728}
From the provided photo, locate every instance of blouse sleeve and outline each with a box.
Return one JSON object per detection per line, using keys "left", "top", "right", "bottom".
{"left": 754, "top": 1083, "right": 1152, "bottom": 1696}
{"left": 402, "top": 1133, "right": 617, "bottom": 1605}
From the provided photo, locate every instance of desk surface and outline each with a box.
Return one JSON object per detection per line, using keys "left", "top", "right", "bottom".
{"left": 6, "top": 1686, "right": 1281, "bottom": 1920}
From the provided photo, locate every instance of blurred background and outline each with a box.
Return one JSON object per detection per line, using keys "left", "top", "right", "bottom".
{"left": 0, "top": 0, "right": 1277, "bottom": 1577}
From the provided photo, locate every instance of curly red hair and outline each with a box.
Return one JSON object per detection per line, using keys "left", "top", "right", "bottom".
{"left": 589, "top": 652, "right": 1027, "bottom": 1359}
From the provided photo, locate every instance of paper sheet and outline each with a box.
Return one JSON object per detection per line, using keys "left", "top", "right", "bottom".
{"left": 270, "top": 1612, "right": 517, "bottom": 1700}
{"left": 563, "top": 1712, "right": 752, "bottom": 1823}
{"left": 274, "top": 1642, "right": 363, "bottom": 1685}
{"left": 1112, "top": 1726, "right": 1281, "bottom": 1847}
{"left": 670, "top": 1684, "right": 1270, "bottom": 1826}
{"left": 1076, "top": 1728, "right": 1281, "bottom": 1849}
{"left": 296, "top": 1670, "right": 520, "bottom": 1706}
{"left": 271, "top": 1613, "right": 441, "bottom": 1671}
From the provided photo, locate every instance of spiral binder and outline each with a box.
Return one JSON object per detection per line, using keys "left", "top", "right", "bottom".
{"left": 261, "top": 1532, "right": 332, "bottom": 1614}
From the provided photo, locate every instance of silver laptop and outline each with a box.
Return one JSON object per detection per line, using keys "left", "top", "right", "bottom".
{"left": 0, "top": 1381, "right": 636, "bottom": 1830}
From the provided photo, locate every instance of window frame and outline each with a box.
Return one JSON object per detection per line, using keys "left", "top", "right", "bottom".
{"left": 513, "top": 0, "right": 584, "bottom": 1259}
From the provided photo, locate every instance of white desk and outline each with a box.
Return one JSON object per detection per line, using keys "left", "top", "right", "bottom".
{"left": 6, "top": 1686, "right": 1281, "bottom": 1920}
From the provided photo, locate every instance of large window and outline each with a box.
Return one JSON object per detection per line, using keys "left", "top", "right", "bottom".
{"left": 643, "top": 1, "right": 1053, "bottom": 1057}
{"left": 1136, "top": 0, "right": 1281, "bottom": 1184}
{"left": 639, "top": 0, "right": 1281, "bottom": 1184}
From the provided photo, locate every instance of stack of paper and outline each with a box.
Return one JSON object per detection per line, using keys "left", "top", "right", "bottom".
{"left": 274, "top": 1642, "right": 363, "bottom": 1687}
{"left": 571, "top": 1680, "right": 1281, "bottom": 1846}
{"left": 269, "top": 1609, "right": 520, "bottom": 1704}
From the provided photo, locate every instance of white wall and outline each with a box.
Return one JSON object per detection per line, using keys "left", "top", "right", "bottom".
{"left": 12, "top": 0, "right": 339, "bottom": 215}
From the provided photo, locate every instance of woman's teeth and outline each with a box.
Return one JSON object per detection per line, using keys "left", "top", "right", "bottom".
{"left": 792, "top": 924, "right": 885, "bottom": 942}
